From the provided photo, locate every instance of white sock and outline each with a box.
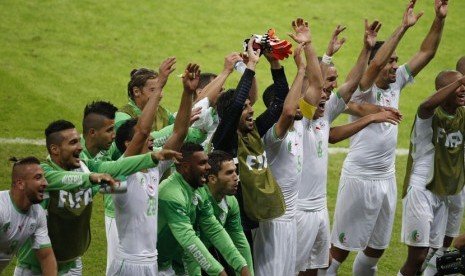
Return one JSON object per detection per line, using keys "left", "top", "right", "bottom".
{"left": 325, "top": 259, "right": 341, "bottom": 276}
{"left": 423, "top": 247, "right": 446, "bottom": 276}
{"left": 352, "top": 251, "right": 379, "bottom": 276}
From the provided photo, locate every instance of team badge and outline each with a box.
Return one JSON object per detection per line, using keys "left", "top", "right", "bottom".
{"left": 411, "top": 230, "right": 420, "bottom": 242}
{"left": 338, "top": 232, "right": 346, "bottom": 244}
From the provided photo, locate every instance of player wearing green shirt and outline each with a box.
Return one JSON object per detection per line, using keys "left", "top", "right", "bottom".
{"left": 15, "top": 120, "right": 166, "bottom": 275}
{"left": 157, "top": 143, "right": 250, "bottom": 276}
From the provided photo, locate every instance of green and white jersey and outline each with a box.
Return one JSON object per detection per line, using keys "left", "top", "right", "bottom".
{"left": 112, "top": 160, "right": 171, "bottom": 261}
{"left": 157, "top": 172, "right": 247, "bottom": 276}
{"left": 0, "top": 191, "right": 51, "bottom": 273}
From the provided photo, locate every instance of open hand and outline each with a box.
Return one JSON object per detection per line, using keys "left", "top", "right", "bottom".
{"left": 326, "top": 24, "right": 346, "bottom": 56}
{"left": 288, "top": 18, "right": 312, "bottom": 44}
{"left": 182, "top": 63, "right": 201, "bottom": 92}
{"left": 364, "top": 19, "right": 382, "bottom": 49}
{"left": 402, "top": 0, "right": 424, "bottom": 28}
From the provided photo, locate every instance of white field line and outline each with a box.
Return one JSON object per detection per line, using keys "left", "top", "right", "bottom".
{"left": 0, "top": 137, "right": 410, "bottom": 156}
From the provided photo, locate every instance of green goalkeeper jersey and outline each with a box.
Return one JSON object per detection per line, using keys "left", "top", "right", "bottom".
{"left": 157, "top": 172, "right": 247, "bottom": 276}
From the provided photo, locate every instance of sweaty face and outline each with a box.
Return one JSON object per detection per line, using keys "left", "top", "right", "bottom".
{"left": 186, "top": 151, "right": 211, "bottom": 189}
{"left": 379, "top": 53, "right": 399, "bottom": 85}
{"left": 239, "top": 99, "right": 254, "bottom": 133}
{"left": 138, "top": 78, "right": 158, "bottom": 109}
{"left": 56, "top": 128, "right": 83, "bottom": 170}
{"left": 216, "top": 160, "right": 239, "bottom": 196}
{"left": 93, "top": 118, "right": 115, "bottom": 151}
{"left": 323, "top": 66, "right": 338, "bottom": 98}
{"left": 313, "top": 89, "right": 328, "bottom": 119}
{"left": 22, "top": 164, "right": 48, "bottom": 204}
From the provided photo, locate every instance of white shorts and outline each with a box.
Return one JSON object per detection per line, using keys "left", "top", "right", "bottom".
{"left": 295, "top": 208, "right": 330, "bottom": 271}
{"left": 252, "top": 217, "right": 297, "bottom": 276}
{"left": 107, "top": 258, "right": 158, "bottom": 276}
{"left": 105, "top": 215, "right": 120, "bottom": 274}
{"left": 158, "top": 266, "right": 188, "bottom": 276}
{"left": 331, "top": 175, "right": 397, "bottom": 250}
{"left": 401, "top": 185, "right": 448, "bottom": 248}
{"left": 445, "top": 189, "right": 465, "bottom": 237}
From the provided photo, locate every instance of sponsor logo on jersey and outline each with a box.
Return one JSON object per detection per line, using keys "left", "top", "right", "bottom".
{"left": 411, "top": 230, "right": 420, "bottom": 242}
{"left": 58, "top": 188, "right": 93, "bottom": 209}
{"left": 437, "top": 128, "right": 463, "bottom": 148}
{"left": 338, "top": 232, "right": 346, "bottom": 244}
{"left": 2, "top": 222, "right": 10, "bottom": 233}
{"left": 245, "top": 153, "right": 268, "bottom": 171}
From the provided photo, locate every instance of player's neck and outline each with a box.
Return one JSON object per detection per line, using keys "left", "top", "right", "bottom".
{"left": 10, "top": 190, "right": 31, "bottom": 212}
{"left": 84, "top": 139, "right": 100, "bottom": 158}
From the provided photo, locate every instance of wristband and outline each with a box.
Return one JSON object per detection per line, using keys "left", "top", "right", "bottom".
{"left": 299, "top": 98, "right": 317, "bottom": 119}
{"left": 322, "top": 53, "right": 333, "bottom": 65}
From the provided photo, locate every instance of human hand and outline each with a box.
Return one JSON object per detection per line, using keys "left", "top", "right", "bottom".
{"left": 288, "top": 17, "right": 312, "bottom": 44}
{"left": 157, "top": 57, "right": 176, "bottom": 90}
{"left": 246, "top": 37, "right": 260, "bottom": 67}
{"left": 152, "top": 149, "right": 182, "bottom": 163}
{"left": 224, "top": 53, "right": 242, "bottom": 73}
{"left": 90, "top": 173, "right": 114, "bottom": 184}
{"left": 326, "top": 24, "right": 346, "bottom": 56}
{"left": 218, "top": 270, "right": 228, "bottom": 276}
{"left": 381, "top": 106, "right": 403, "bottom": 120}
{"left": 435, "top": 0, "right": 448, "bottom": 19}
{"left": 402, "top": 0, "right": 424, "bottom": 28}
{"left": 364, "top": 19, "right": 382, "bottom": 49}
{"left": 293, "top": 42, "right": 306, "bottom": 71}
{"left": 182, "top": 63, "right": 201, "bottom": 93}
{"left": 371, "top": 109, "right": 402, "bottom": 125}
{"left": 239, "top": 266, "right": 250, "bottom": 276}
{"left": 190, "top": 106, "right": 202, "bottom": 125}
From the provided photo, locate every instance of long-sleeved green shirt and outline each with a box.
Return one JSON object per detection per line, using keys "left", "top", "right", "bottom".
{"left": 157, "top": 172, "right": 247, "bottom": 276}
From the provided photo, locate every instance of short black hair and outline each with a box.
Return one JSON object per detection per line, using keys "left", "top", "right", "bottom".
{"left": 10, "top": 156, "right": 41, "bottom": 185}
{"left": 45, "top": 120, "right": 75, "bottom": 152}
{"left": 127, "top": 68, "right": 158, "bottom": 100}
{"left": 208, "top": 150, "right": 233, "bottom": 177}
{"left": 215, "top": 89, "right": 236, "bottom": 119}
{"left": 368, "top": 41, "right": 385, "bottom": 64}
{"left": 179, "top": 142, "right": 204, "bottom": 164}
{"left": 83, "top": 101, "right": 117, "bottom": 135}
{"left": 198, "top": 73, "right": 217, "bottom": 90}
{"left": 115, "top": 118, "right": 137, "bottom": 153}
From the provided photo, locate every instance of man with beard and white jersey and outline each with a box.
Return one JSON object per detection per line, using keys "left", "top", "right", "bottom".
{"left": 0, "top": 157, "right": 56, "bottom": 275}
{"left": 106, "top": 63, "right": 196, "bottom": 276}
{"left": 253, "top": 23, "right": 322, "bottom": 275}
{"left": 292, "top": 19, "right": 400, "bottom": 276}
{"left": 328, "top": 1, "right": 448, "bottom": 275}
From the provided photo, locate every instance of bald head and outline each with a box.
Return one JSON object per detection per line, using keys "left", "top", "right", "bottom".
{"left": 456, "top": 56, "right": 465, "bottom": 75}
{"left": 435, "top": 70, "right": 462, "bottom": 90}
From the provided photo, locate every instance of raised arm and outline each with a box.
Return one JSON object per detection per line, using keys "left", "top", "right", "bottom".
{"left": 195, "top": 53, "right": 242, "bottom": 106}
{"left": 360, "top": 0, "right": 423, "bottom": 91}
{"left": 406, "top": 0, "right": 448, "bottom": 77}
{"left": 288, "top": 17, "right": 323, "bottom": 107}
{"left": 274, "top": 43, "right": 306, "bottom": 139}
{"left": 125, "top": 57, "right": 175, "bottom": 157}
{"left": 320, "top": 25, "right": 346, "bottom": 81}
{"left": 418, "top": 74, "right": 465, "bottom": 119}
{"left": 164, "top": 63, "right": 200, "bottom": 151}
{"left": 338, "top": 20, "right": 381, "bottom": 103}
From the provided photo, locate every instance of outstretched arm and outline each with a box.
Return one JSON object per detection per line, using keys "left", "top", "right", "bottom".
{"left": 288, "top": 17, "right": 323, "bottom": 107}
{"left": 329, "top": 110, "right": 402, "bottom": 144}
{"left": 418, "top": 75, "right": 465, "bottom": 119}
{"left": 125, "top": 57, "right": 175, "bottom": 157}
{"left": 320, "top": 25, "right": 346, "bottom": 81}
{"left": 274, "top": 43, "right": 306, "bottom": 139}
{"left": 164, "top": 63, "right": 201, "bottom": 151}
{"left": 407, "top": 0, "right": 448, "bottom": 77}
{"left": 195, "top": 53, "right": 242, "bottom": 106}
{"left": 339, "top": 20, "right": 381, "bottom": 103}
{"left": 360, "top": 0, "right": 423, "bottom": 91}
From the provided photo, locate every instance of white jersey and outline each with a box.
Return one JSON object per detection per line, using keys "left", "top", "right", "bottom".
{"left": 406, "top": 115, "right": 435, "bottom": 188}
{"left": 0, "top": 191, "right": 50, "bottom": 272}
{"left": 343, "top": 65, "right": 413, "bottom": 178}
{"left": 112, "top": 161, "right": 171, "bottom": 261}
{"left": 263, "top": 120, "right": 304, "bottom": 219}
{"left": 297, "top": 93, "right": 347, "bottom": 211}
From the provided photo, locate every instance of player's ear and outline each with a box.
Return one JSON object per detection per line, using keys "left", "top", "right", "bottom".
{"left": 14, "top": 179, "right": 25, "bottom": 190}
{"left": 49, "top": 143, "right": 59, "bottom": 156}
{"left": 89, "top": 128, "right": 96, "bottom": 136}
{"left": 208, "top": 174, "right": 216, "bottom": 184}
